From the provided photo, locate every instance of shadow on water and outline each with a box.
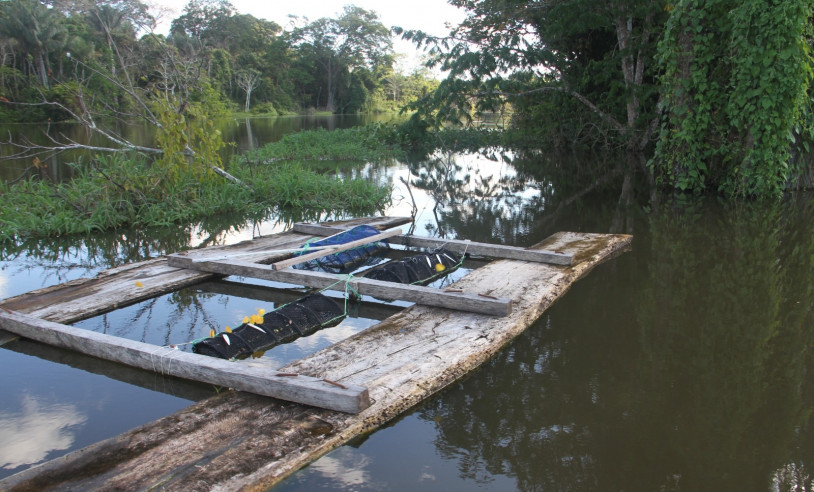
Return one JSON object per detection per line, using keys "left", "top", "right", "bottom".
{"left": 277, "top": 175, "right": 814, "bottom": 490}
{"left": 416, "top": 196, "right": 813, "bottom": 491}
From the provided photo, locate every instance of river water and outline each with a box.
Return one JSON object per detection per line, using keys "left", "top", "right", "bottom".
{"left": 0, "top": 116, "right": 812, "bottom": 491}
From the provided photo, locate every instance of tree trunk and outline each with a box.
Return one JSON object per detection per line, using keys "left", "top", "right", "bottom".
{"left": 613, "top": 11, "right": 656, "bottom": 159}
{"left": 326, "top": 56, "right": 335, "bottom": 112}
{"left": 37, "top": 51, "right": 48, "bottom": 88}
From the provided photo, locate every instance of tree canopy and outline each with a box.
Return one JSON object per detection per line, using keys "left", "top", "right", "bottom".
{"left": 399, "top": 0, "right": 814, "bottom": 197}
{"left": 0, "top": 0, "right": 432, "bottom": 121}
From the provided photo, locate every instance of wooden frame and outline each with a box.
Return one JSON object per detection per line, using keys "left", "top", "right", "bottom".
{"left": 0, "top": 222, "right": 634, "bottom": 491}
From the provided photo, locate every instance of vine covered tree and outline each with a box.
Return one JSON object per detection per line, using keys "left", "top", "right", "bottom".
{"left": 652, "top": 0, "right": 814, "bottom": 197}
{"left": 400, "top": 0, "right": 814, "bottom": 197}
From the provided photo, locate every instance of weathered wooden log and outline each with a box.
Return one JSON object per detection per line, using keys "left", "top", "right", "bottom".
{"left": 0, "top": 230, "right": 632, "bottom": 492}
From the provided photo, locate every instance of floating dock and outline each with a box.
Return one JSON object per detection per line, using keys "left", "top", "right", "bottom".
{"left": 0, "top": 217, "right": 631, "bottom": 491}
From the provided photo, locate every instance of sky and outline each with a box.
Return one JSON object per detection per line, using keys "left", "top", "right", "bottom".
{"left": 150, "top": 0, "right": 468, "bottom": 72}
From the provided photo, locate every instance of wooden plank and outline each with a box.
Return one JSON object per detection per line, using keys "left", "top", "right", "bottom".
{"left": 0, "top": 309, "right": 370, "bottom": 414}
{"left": 167, "top": 255, "right": 512, "bottom": 316}
{"left": 0, "top": 231, "right": 631, "bottom": 492}
{"left": 269, "top": 227, "right": 402, "bottom": 270}
{"left": 293, "top": 222, "right": 574, "bottom": 266}
{"left": 194, "top": 279, "right": 403, "bottom": 321}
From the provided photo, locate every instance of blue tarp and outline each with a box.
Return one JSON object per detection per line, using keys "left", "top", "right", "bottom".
{"left": 293, "top": 225, "right": 390, "bottom": 273}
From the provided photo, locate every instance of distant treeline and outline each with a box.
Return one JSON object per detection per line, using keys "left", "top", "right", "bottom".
{"left": 0, "top": 0, "right": 438, "bottom": 122}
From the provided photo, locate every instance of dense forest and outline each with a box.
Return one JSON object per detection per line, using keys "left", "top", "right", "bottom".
{"left": 2, "top": 0, "right": 814, "bottom": 199}
{"left": 0, "top": 0, "right": 437, "bottom": 120}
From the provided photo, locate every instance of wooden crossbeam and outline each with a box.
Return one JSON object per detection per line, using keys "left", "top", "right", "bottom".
{"left": 0, "top": 309, "right": 370, "bottom": 414}
{"left": 292, "top": 223, "right": 574, "bottom": 266}
{"left": 167, "top": 255, "right": 512, "bottom": 317}
{"left": 269, "top": 227, "right": 402, "bottom": 270}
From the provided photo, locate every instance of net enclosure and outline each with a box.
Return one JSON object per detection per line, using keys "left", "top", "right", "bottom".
{"left": 363, "top": 248, "right": 461, "bottom": 285}
{"left": 192, "top": 293, "right": 345, "bottom": 360}
{"left": 294, "top": 224, "right": 389, "bottom": 273}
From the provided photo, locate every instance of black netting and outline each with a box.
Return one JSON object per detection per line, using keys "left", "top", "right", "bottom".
{"left": 293, "top": 225, "right": 389, "bottom": 273}
{"left": 364, "top": 248, "right": 461, "bottom": 285}
{"left": 193, "top": 293, "right": 345, "bottom": 360}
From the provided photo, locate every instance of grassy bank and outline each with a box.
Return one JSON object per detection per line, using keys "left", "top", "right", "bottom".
{"left": 0, "top": 123, "right": 514, "bottom": 241}
{"left": 0, "top": 152, "right": 390, "bottom": 241}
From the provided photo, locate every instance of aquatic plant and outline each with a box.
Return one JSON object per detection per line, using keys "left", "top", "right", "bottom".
{"left": 0, "top": 152, "right": 390, "bottom": 240}
{"left": 246, "top": 125, "right": 404, "bottom": 163}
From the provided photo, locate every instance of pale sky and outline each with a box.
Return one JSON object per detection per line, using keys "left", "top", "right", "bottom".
{"left": 150, "top": 0, "right": 468, "bottom": 72}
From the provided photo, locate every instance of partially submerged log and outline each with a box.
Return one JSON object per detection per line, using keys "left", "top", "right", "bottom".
{"left": 0, "top": 229, "right": 631, "bottom": 491}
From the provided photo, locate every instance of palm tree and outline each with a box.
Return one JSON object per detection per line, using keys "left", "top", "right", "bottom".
{"left": 89, "top": 4, "right": 126, "bottom": 76}
{"left": 0, "top": 0, "right": 67, "bottom": 88}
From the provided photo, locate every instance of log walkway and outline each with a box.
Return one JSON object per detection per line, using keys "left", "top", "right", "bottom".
{"left": 0, "top": 217, "right": 631, "bottom": 491}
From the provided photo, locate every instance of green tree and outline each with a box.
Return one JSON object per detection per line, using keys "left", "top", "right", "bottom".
{"left": 0, "top": 0, "right": 236, "bottom": 186}
{"left": 398, "top": 0, "right": 667, "bottom": 152}
{"left": 170, "top": 0, "right": 235, "bottom": 45}
{"left": 0, "top": 0, "right": 68, "bottom": 87}
{"left": 293, "top": 6, "right": 392, "bottom": 112}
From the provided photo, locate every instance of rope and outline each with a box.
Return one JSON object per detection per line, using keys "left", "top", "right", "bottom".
{"left": 340, "top": 273, "right": 361, "bottom": 322}
{"left": 149, "top": 345, "right": 180, "bottom": 375}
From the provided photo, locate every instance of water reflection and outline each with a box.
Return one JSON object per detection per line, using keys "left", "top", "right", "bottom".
{"left": 400, "top": 195, "right": 814, "bottom": 491}
{"left": 0, "top": 339, "right": 206, "bottom": 481}
{"left": 0, "top": 114, "right": 403, "bottom": 182}
{"left": 0, "top": 394, "right": 86, "bottom": 471}
{"left": 635, "top": 195, "right": 814, "bottom": 490}
{"left": 304, "top": 448, "right": 376, "bottom": 490}
{"left": 0, "top": 207, "right": 373, "bottom": 301}
{"left": 400, "top": 148, "right": 629, "bottom": 245}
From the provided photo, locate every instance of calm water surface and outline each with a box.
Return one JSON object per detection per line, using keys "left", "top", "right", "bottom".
{"left": 1, "top": 118, "right": 812, "bottom": 491}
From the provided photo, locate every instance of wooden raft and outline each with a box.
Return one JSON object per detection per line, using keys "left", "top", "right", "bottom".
{"left": 0, "top": 226, "right": 632, "bottom": 492}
